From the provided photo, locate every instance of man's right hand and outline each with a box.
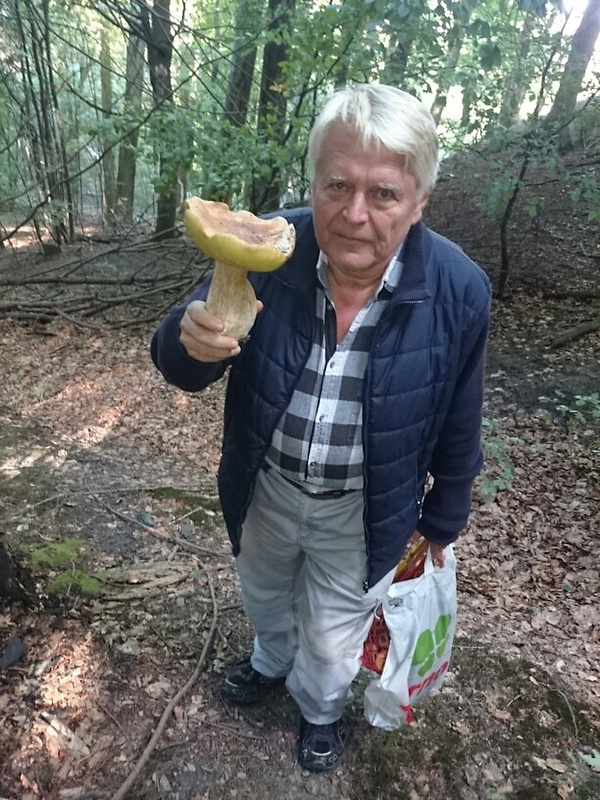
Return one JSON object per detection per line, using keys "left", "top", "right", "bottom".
{"left": 179, "top": 300, "right": 242, "bottom": 362}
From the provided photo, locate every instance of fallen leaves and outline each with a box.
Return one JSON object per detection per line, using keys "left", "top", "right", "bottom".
{"left": 531, "top": 755, "right": 569, "bottom": 773}
{"left": 0, "top": 261, "right": 598, "bottom": 800}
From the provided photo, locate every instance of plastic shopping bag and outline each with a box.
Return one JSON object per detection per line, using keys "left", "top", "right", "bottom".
{"left": 363, "top": 545, "right": 457, "bottom": 730}
{"left": 362, "top": 537, "right": 429, "bottom": 674}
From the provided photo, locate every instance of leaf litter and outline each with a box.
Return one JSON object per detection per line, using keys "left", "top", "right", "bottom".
{"left": 0, "top": 212, "right": 598, "bottom": 799}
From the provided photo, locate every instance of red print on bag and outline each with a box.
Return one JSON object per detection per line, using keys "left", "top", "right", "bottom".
{"left": 408, "top": 660, "right": 449, "bottom": 699}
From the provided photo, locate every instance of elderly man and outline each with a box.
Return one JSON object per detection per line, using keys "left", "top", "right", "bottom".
{"left": 151, "top": 84, "right": 491, "bottom": 772}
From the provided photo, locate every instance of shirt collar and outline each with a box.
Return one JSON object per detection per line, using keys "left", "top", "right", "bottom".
{"left": 316, "top": 243, "right": 404, "bottom": 297}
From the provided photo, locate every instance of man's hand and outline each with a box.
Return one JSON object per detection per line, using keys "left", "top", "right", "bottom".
{"left": 428, "top": 542, "right": 446, "bottom": 568}
{"left": 409, "top": 530, "right": 446, "bottom": 568}
{"left": 179, "top": 300, "right": 262, "bottom": 363}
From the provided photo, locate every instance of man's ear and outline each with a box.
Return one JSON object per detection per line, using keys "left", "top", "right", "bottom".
{"left": 413, "top": 192, "right": 431, "bottom": 224}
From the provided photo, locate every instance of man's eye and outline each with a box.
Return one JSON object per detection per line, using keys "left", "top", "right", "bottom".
{"left": 330, "top": 181, "right": 346, "bottom": 192}
{"left": 377, "top": 188, "right": 394, "bottom": 200}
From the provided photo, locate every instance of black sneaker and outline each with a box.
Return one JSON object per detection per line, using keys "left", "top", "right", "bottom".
{"left": 297, "top": 715, "right": 346, "bottom": 772}
{"left": 220, "top": 659, "right": 285, "bottom": 705}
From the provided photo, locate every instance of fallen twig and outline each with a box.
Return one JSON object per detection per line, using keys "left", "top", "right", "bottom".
{"left": 91, "top": 494, "right": 224, "bottom": 558}
{"left": 96, "top": 702, "right": 127, "bottom": 736}
{"left": 108, "top": 571, "right": 218, "bottom": 800}
{"left": 25, "top": 484, "right": 216, "bottom": 509}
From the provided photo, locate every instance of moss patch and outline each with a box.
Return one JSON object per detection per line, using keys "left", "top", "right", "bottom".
{"left": 24, "top": 538, "right": 86, "bottom": 570}
{"left": 20, "top": 538, "right": 105, "bottom": 598}
{"left": 47, "top": 569, "right": 104, "bottom": 596}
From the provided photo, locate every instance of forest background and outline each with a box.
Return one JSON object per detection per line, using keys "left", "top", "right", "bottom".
{"left": 0, "top": 1, "right": 599, "bottom": 800}
{"left": 0, "top": 0, "right": 598, "bottom": 257}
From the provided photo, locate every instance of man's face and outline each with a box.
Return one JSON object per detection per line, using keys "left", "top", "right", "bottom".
{"left": 310, "top": 121, "right": 429, "bottom": 282}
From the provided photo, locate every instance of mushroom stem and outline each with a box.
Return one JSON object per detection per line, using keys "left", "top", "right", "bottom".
{"left": 205, "top": 260, "right": 258, "bottom": 340}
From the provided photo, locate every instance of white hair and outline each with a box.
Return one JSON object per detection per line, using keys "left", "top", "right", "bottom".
{"left": 307, "top": 84, "right": 439, "bottom": 198}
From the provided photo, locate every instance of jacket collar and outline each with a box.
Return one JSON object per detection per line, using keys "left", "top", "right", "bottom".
{"left": 391, "top": 221, "right": 432, "bottom": 304}
{"left": 274, "top": 207, "right": 432, "bottom": 303}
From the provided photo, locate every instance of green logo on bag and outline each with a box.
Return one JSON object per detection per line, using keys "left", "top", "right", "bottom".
{"left": 412, "top": 614, "right": 453, "bottom": 676}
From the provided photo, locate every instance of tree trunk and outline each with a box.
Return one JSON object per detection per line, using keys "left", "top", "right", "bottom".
{"left": 498, "top": 13, "right": 536, "bottom": 130}
{"left": 140, "top": 0, "right": 177, "bottom": 240}
{"left": 15, "top": 0, "right": 75, "bottom": 244}
{"left": 547, "top": 0, "right": 600, "bottom": 150}
{"left": 430, "top": 27, "right": 464, "bottom": 126}
{"left": 100, "top": 27, "right": 117, "bottom": 229}
{"left": 461, "top": 84, "right": 475, "bottom": 131}
{"left": 381, "top": 38, "right": 413, "bottom": 86}
{"left": 381, "top": 9, "right": 420, "bottom": 88}
{"left": 224, "top": 0, "right": 261, "bottom": 128}
{"left": 248, "top": 0, "right": 294, "bottom": 214}
{"left": 41, "top": 0, "right": 74, "bottom": 241}
{"left": 116, "top": 34, "right": 145, "bottom": 226}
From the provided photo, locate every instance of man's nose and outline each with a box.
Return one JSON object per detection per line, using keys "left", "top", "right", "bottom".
{"left": 344, "top": 192, "right": 369, "bottom": 223}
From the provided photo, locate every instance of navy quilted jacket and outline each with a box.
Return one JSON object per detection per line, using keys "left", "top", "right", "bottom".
{"left": 151, "top": 207, "right": 491, "bottom": 588}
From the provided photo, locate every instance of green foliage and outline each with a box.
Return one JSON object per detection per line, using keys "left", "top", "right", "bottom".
{"left": 479, "top": 162, "right": 521, "bottom": 216}
{"left": 539, "top": 391, "right": 600, "bottom": 431}
{"left": 0, "top": 0, "right": 595, "bottom": 230}
{"left": 570, "top": 174, "right": 600, "bottom": 222}
{"left": 192, "top": 119, "right": 282, "bottom": 205}
{"left": 480, "top": 417, "right": 518, "bottom": 501}
{"left": 146, "top": 104, "right": 197, "bottom": 194}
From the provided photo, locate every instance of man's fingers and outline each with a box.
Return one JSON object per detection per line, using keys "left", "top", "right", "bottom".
{"left": 409, "top": 530, "right": 446, "bottom": 568}
{"left": 180, "top": 301, "right": 241, "bottom": 362}
{"left": 185, "top": 300, "right": 224, "bottom": 331}
{"left": 429, "top": 543, "right": 446, "bottom": 568}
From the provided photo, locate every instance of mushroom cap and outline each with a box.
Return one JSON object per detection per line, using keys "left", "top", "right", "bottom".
{"left": 183, "top": 197, "right": 295, "bottom": 272}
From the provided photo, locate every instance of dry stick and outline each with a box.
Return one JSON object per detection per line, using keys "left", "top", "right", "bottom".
{"left": 26, "top": 484, "right": 216, "bottom": 509}
{"left": 549, "top": 317, "right": 600, "bottom": 348}
{"left": 108, "top": 572, "right": 218, "bottom": 800}
{"left": 96, "top": 702, "right": 127, "bottom": 736}
{"left": 548, "top": 688, "right": 579, "bottom": 738}
{"left": 0, "top": 276, "right": 193, "bottom": 323}
{"left": 92, "top": 494, "right": 223, "bottom": 558}
{"left": 175, "top": 505, "right": 213, "bottom": 523}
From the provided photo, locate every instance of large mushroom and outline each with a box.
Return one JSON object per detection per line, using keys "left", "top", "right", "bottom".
{"left": 183, "top": 197, "right": 296, "bottom": 340}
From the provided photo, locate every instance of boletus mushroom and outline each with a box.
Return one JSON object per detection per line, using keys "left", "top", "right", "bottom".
{"left": 183, "top": 197, "right": 296, "bottom": 340}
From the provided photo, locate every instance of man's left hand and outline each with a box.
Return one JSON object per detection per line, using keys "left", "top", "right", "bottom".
{"left": 409, "top": 530, "right": 446, "bottom": 568}
{"left": 428, "top": 542, "right": 446, "bottom": 568}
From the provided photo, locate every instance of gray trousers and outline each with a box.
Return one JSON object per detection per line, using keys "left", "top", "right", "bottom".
{"left": 236, "top": 465, "right": 395, "bottom": 724}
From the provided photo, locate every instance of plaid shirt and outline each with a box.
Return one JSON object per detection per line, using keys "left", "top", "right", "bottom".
{"left": 265, "top": 250, "right": 403, "bottom": 491}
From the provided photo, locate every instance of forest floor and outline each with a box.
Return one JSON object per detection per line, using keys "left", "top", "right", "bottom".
{"left": 0, "top": 142, "right": 599, "bottom": 800}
